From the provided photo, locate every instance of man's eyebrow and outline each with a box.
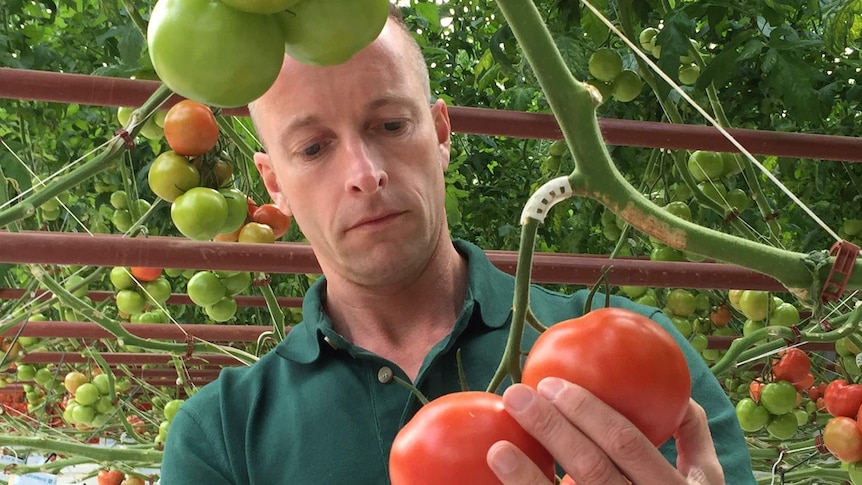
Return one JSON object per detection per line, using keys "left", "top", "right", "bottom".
{"left": 278, "top": 115, "right": 322, "bottom": 143}
{"left": 366, "top": 95, "right": 420, "bottom": 114}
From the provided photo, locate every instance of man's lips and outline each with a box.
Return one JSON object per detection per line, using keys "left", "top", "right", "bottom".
{"left": 348, "top": 212, "right": 403, "bottom": 231}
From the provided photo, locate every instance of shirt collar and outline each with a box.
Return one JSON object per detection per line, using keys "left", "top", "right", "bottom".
{"left": 275, "top": 239, "right": 514, "bottom": 364}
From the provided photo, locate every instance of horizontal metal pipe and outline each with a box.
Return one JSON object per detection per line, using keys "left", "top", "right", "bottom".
{"left": 19, "top": 352, "right": 246, "bottom": 366}
{"left": 1, "top": 321, "right": 273, "bottom": 341}
{"left": 0, "top": 231, "right": 784, "bottom": 290}
{"left": 1, "top": 68, "right": 861, "bottom": 161}
{"left": 0, "top": 288, "right": 303, "bottom": 308}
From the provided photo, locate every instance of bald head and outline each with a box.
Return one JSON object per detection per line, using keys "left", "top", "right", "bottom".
{"left": 248, "top": 13, "right": 430, "bottom": 150}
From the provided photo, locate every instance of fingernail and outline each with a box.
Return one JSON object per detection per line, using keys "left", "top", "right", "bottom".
{"left": 488, "top": 444, "right": 518, "bottom": 475}
{"left": 538, "top": 377, "right": 564, "bottom": 400}
{"left": 504, "top": 384, "right": 533, "bottom": 412}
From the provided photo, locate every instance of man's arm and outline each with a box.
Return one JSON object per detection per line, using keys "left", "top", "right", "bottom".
{"left": 160, "top": 406, "right": 238, "bottom": 485}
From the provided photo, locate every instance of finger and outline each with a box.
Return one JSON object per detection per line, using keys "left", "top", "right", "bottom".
{"left": 673, "top": 399, "right": 724, "bottom": 484}
{"left": 533, "top": 378, "right": 686, "bottom": 485}
{"left": 501, "top": 383, "right": 629, "bottom": 485}
{"left": 487, "top": 440, "right": 553, "bottom": 485}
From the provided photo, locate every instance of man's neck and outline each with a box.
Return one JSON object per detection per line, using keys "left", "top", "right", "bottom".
{"left": 322, "top": 239, "right": 468, "bottom": 380}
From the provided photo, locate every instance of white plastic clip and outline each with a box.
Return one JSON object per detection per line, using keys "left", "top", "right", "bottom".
{"left": 520, "top": 176, "right": 573, "bottom": 224}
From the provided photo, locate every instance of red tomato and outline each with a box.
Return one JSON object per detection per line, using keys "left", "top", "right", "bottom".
{"left": 163, "top": 99, "right": 219, "bottom": 156}
{"left": 246, "top": 197, "right": 259, "bottom": 221}
{"left": 824, "top": 379, "right": 862, "bottom": 418}
{"left": 389, "top": 391, "right": 554, "bottom": 485}
{"left": 97, "top": 470, "right": 124, "bottom": 485}
{"left": 808, "top": 382, "right": 827, "bottom": 402}
{"left": 792, "top": 373, "right": 814, "bottom": 393}
{"left": 749, "top": 379, "right": 764, "bottom": 403}
{"left": 130, "top": 267, "right": 163, "bottom": 282}
{"left": 521, "top": 307, "right": 691, "bottom": 447}
{"left": 824, "top": 416, "right": 862, "bottom": 462}
{"left": 771, "top": 348, "right": 810, "bottom": 384}
{"left": 252, "top": 204, "right": 291, "bottom": 239}
{"left": 709, "top": 304, "right": 732, "bottom": 327}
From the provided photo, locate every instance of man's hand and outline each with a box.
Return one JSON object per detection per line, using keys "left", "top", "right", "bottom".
{"left": 486, "top": 377, "right": 725, "bottom": 485}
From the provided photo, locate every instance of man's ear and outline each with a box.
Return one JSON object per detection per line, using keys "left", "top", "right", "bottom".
{"left": 253, "top": 152, "right": 292, "bottom": 216}
{"left": 431, "top": 98, "right": 452, "bottom": 170}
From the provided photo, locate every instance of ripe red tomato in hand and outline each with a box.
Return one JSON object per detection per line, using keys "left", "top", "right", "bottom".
{"left": 771, "top": 348, "right": 810, "bottom": 384}
{"left": 163, "top": 100, "right": 219, "bottom": 156}
{"left": 252, "top": 204, "right": 291, "bottom": 239}
{"left": 97, "top": 470, "right": 124, "bottom": 485}
{"left": 824, "top": 416, "right": 862, "bottom": 462}
{"left": 824, "top": 379, "right": 862, "bottom": 418}
{"left": 521, "top": 307, "right": 691, "bottom": 447}
{"left": 130, "top": 267, "right": 163, "bottom": 282}
{"left": 389, "top": 391, "right": 554, "bottom": 485}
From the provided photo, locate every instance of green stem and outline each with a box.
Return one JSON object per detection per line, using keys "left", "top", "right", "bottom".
{"left": 710, "top": 303, "right": 862, "bottom": 375}
{"left": 257, "top": 279, "right": 285, "bottom": 341}
{"left": 2, "top": 456, "right": 93, "bottom": 476}
{"left": 486, "top": 218, "right": 539, "bottom": 393}
{"left": 0, "top": 436, "right": 162, "bottom": 464}
{"left": 755, "top": 467, "right": 847, "bottom": 485}
{"left": 121, "top": 0, "right": 148, "bottom": 40}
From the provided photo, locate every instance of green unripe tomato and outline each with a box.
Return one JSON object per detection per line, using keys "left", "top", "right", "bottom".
{"left": 220, "top": 0, "right": 300, "bottom": 14}
{"left": 279, "top": 0, "right": 390, "bottom": 67}
{"left": 171, "top": 187, "right": 229, "bottom": 241}
{"left": 148, "top": 151, "right": 201, "bottom": 202}
{"left": 588, "top": 48, "right": 623, "bottom": 82}
{"left": 678, "top": 63, "right": 700, "bottom": 85}
{"left": 148, "top": 0, "right": 285, "bottom": 107}
{"left": 688, "top": 151, "right": 725, "bottom": 182}
{"left": 611, "top": 70, "right": 642, "bottom": 102}
{"left": 110, "top": 267, "right": 135, "bottom": 290}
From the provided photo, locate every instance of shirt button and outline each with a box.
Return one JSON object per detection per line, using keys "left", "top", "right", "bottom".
{"left": 377, "top": 366, "right": 393, "bottom": 384}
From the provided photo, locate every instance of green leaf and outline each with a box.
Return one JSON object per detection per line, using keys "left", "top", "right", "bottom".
{"left": 414, "top": 2, "right": 441, "bottom": 32}
{"left": 767, "top": 50, "right": 826, "bottom": 125}
{"left": 655, "top": 9, "right": 696, "bottom": 99}
{"left": 824, "top": 0, "right": 862, "bottom": 55}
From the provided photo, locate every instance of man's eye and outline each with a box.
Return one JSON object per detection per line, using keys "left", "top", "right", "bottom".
{"left": 303, "top": 143, "right": 322, "bottom": 156}
{"left": 383, "top": 121, "right": 403, "bottom": 132}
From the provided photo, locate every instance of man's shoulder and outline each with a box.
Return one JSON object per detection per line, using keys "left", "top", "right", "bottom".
{"left": 180, "top": 344, "right": 289, "bottom": 417}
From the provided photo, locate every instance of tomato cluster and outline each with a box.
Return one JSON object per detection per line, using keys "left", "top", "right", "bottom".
{"left": 728, "top": 289, "right": 800, "bottom": 331}
{"left": 185, "top": 270, "right": 251, "bottom": 322}
{"left": 585, "top": 47, "right": 643, "bottom": 103}
{"left": 110, "top": 266, "right": 172, "bottom": 323}
{"left": 735, "top": 348, "right": 814, "bottom": 440}
{"left": 146, "top": 0, "right": 391, "bottom": 108}
{"left": 639, "top": 27, "right": 703, "bottom": 86}
{"left": 61, "top": 369, "right": 126, "bottom": 430}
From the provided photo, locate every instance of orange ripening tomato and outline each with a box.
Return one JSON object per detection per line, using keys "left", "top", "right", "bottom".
{"left": 252, "top": 204, "right": 291, "bottom": 239}
{"left": 163, "top": 99, "right": 219, "bottom": 156}
{"left": 130, "top": 267, "right": 163, "bottom": 282}
{"left": 389, "top": 391, "right": 554, "bottom": 485}
{"left": 522, "top": 307, "right": 691, "bottom": 447}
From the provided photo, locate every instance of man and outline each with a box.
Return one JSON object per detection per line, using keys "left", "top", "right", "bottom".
{"left": 161, "top": 7, "right": 753, "bottom": 485}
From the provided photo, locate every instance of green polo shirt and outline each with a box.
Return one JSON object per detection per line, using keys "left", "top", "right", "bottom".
{"left": 161, "top": 240, "right": 754, "bottom": 484}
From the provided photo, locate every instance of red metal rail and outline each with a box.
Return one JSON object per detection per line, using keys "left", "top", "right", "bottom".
{"left": 19, "top": 352, "right": 245, "bottom": 367}
{"left": 0, "top": 231, "right": 784, "bottom": 290}
{"left": 1, "top": 321, "right": 272, "bottom": 341}
{"left": 2, "top": 68, "right": 862, "bottom": 162}
{"left": 0, "top": 288, "right": 303, "bottom": 309}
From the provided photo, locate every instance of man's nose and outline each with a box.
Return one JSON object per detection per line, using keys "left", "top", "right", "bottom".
{"left": 341, "top": 137, "right": 388, "bottom": 194}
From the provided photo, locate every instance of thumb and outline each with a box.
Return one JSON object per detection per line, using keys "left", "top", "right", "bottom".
{"left": 673, "top": 399, "right": 724, "bottom": 484}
